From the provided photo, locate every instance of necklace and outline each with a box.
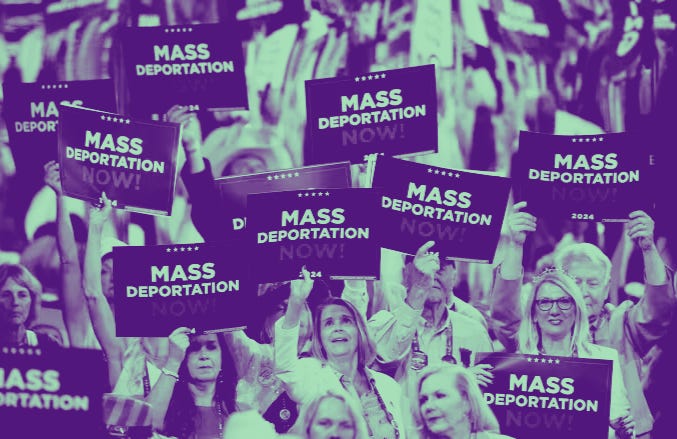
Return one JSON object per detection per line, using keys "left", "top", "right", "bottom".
{"left": 367, "top": 376, "right": 400, "bottom": 439}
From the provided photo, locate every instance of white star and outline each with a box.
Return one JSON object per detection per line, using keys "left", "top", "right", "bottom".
{"left": 441, "top": 171, "right": 446, "bottom": 176}
{"left": 455, "top": 173, "right": 460, "bottom": 178}
{"left": 585, "top": 138, "right": 591, "bottom": 142}
{"left": 294, "top": 172, "right": 300, "bottom": 177}
{"left": 166, "top": 248, "right": 172, "bottom": 252}
{"left": 193, "top": 246, "right": 199, "bottom": 251}
{"left": 180, "top": 247, "right": 185, "bottom": 251}
{"left": 361, "top": 76, "right": 367, "bottom": 81}
{"left": 65, "top": 84, "right": 69, "bottom": 88}
{"left": 354, "top": 77, "right": 360, "bottom": 82}
{"left": 555, "top": 359, "right": 560, "bottom": 364}
{"left": 19, "top": 348, "right": 24, "bottom": 354}
{"left": 126, "top": 119, "right": 131, "bottom": 124}
{"left": 36, "top": 349, "right": 41, "bottom": 355}
{"left": 598, "top": 137, "right": 604, "bottom": 142}
{"left": 280, "top": 174, "right": 286, "bottom": 179}
{"left": 297, "top": 193, "right": 303, "bottom": 197}
{"left": 113, "top": 118, "right": 118, "bottom": 123}
{"left": 592, "top": 137, "right": 597, "bottom": 142}
{"left": 572, "top": 138, "right": 577, "bottom": 143}
{"left": 10, "top": 348, "right": 16, "bottom": 354}
{"left": 381, "top": 73, "right": 386, "bottom": 79}
{"left": 527, "top": 357, "right": 532, "bottom": 362}
{"left": 27, "top": 348, "right": 33, "bottom": 355}
{"left": 267, "top": 176, "right": 273, "bottom": 181}
{"left": 311, "top": 192, "right": 316, "bottom": 197}
{"left": 325, "top": 192, "right": 330, "bottom": 196}
{"left": 548, "top": 359, "right": 553, "bottom": 364}
{"left": 427, "top": 168, "right": 433, "bottom": 173}
{"left": 274, "top": 175, "right": 279, "bottom": 180}
{"left": 188, "top": 27, "right": 192, "bottom": 32}
{"left": 101, "top": 115, "right": 106, "bottom": 121}
{"left": 368, "top": 75, "right": 373, "bottom": 80}
{"left": 287, "top": 173, "right": 293, "bottom": 178}
{"left": 434, "top": 169, "right": 440, "bottom": 174}
{"left": 174, "top": 248, "right": 179, "bottom": 252}
{"left": 1, "top": 347, "right": 7, "bottom": 353}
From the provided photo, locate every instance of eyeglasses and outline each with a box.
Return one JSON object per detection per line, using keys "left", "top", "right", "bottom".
{"left": 535, "top": 298, "right": 574, "bottom": 311}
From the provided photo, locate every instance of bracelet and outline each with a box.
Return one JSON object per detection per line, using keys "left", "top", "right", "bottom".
{"left": 161, "top": 368, "right": 179, "bottom": 381}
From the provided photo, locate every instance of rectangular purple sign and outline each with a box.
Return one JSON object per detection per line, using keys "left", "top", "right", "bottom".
{"left": 246, "top": 188, "right": 380, "bottom": 283}
{"left": 372, "top": 156, "right": 510, "bottom": 263}
{"left": 305, "top": 64, "right": 438, "bottom": 164}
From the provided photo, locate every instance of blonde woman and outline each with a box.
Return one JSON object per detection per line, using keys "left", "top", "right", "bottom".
{"left": 414, "top": 363, "right": 513, "bottom": 439}
{"left": 289, "top": 390, "right": 370, "bottom": 439}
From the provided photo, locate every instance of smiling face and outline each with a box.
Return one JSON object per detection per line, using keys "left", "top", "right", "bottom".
{"left": 186, "top": 334, "right": 222, "bottom": 382}
{"left": 419, "top": 371, "right": 467, "bottom": 436}
{"left": 308, "top": 396, "right": 356, "bottom": 439}
{"left": 565, "top": 259, "right": 607, "bottom": 322}
{"left": 533, "top": 282, "right": 576, "bottom": 341}
{"left": 319, "top": 304, "right": 358, "bottom": 360}
{"left": 0, "top": 278, "right": 31, "bottom": 328}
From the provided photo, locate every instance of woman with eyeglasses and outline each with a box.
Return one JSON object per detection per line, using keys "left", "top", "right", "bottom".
{"left": 275, "top": 268, "right": 409, "bottom": 439}
{"left": 514, "top": 269, "right": 634, "bottom": 439}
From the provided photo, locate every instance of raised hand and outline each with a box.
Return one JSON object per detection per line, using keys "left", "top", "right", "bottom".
{"left": 627, "top": 210, "right": 655, "bottom": 252}
{"left": 507, "top": 201, "right": 537, "bottom": 246}
{"left": 290, "top": 266, "right": 314, "bottom": 303}
{"left": 89, "top": 191, "right": 114, "bottom": 227}
{"left": 165, "top": 104, "right": 202, "bottom": 153}
{"left": 44, "top": 160, "right": 63, "bottom": 195}
{"left": 166, "top": 327, "right": 194, "bottom": 368}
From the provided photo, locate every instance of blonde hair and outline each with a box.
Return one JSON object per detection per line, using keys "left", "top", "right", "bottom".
{"left": 518, "top": 269, "right": 592, "bottom": 356}
{"left": 415, "top": 363, "right": 500, "bottom": 437}
{"left": 311, "top": 298, "right": 376, "bottom": 370}
{"left": 289, "top": 390, "right": 370, "bottom": 439}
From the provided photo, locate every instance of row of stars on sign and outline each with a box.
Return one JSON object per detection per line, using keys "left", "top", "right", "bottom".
{"left": 41, "top": 84, "right": 69, "bottom": 89}
{"left": 2, "top": 347, "right": 41, "bottom": 355}
{"left": 526, "top": 357, "right": 561, "bottom": 364}
{"left": 571, "top": 137, "right": 604, "bottom": 142}
{"left": 297, "top": 192, "right": 330, "bottom": 197}
{"left": 428, "top": 168, "right": 461, "bottom": 178}
{"left": 266, "top": 172, "right": 301, "bottom": 180}
{"left": 355, "top": 73, "right": 387, "bottom": 82}
{"left": 101, "top": 115, "right": 131, "bottom": 124}
{"left": 165, "top": 246, "right": 200, "bottom": 252}
{"left": 164, "top": 28, "right": 193, "bottom": 32}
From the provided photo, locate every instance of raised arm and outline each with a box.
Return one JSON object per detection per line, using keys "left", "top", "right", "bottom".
{"left": 82, "top": 192, "right": 123, "bottom": 383}
{"left": 369, "top": 242, "right": 437, "bottom": 364}
{"left": 149, "top": 327, "right": 191, "bottom": 431}
{"left": 44, "top": 161, "right": 90, "bottom": 347}
{"left": 625, "top": 211, "right": 675, "bottom": 357}
{"left": 490, "top": 201, "right": 536, "bottom": 352}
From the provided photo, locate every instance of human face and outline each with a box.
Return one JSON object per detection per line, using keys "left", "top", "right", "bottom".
{"left": 186, "top": 334, "right": 222, "bottom": 382}
{"left": 566, "top": 259, "right": 607, "bottom": 322}
{"left": 432, "top": 261, "right": 456, "bottom": 301}
{"left": 101, "top": 256, "right": 115, "bottom": 311}
{"left": 0, "top": 278, "right": 31, "bottom": 328}
{"left": 419, "top": 372, "right": 467, "bottom": 435}
{"left": 229, "top": 155, "right": 267, "bottom": 176}
{"left": 308, "top": 397, "right": 356, "bottom": 439}
{"left": 534, "top": 283, "right": 576, "bottom": 341}
{"left": 320, "top": 304, "right": 358, "bottom": 360}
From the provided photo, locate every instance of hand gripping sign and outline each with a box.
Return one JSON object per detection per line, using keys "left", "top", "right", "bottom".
{"left": 120, "top": 23, "right": 249, "bottom": 120}
{"left": 58, "top": 104, "right": 180, "bottom": 215}
{"left": 372, "top": 156, "right": 511, "bottom": 263}
{"left": 0, "top": 346, "right": 108, "bottom": 437}
{"left": 305, "top": 64, "right": 438, "bottom": 165}
{"left": 246, "top": 188, "right": 380, "bottom": 284}
{"left": 475, "top": 352, "right": 612, "bottom": 439}
{"left": 215, "top": 161, "right": 352, "bottom": 233}
{"left": 513, "top": 131, "right": 655, "bottom": 222}
{"left": 113, "top": 242, "right": 253, "bottom": 337}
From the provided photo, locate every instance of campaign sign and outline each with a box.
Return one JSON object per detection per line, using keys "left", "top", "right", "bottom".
{"left": 0, "top": 346, "right": 108, "bottom": 438}
{"left": 120, "top": 23, "right": 248, "bottom": 120}
{"left": 246, "top": 188, "right": 380, "bottom": 284}
{"left": 513, "top": 131, "right": 655, "bottom": 222}
{"left": 58, "top": 104, "right": 180, "bottom": 216}
{"left": 113, "top": 242, "right": 253, "bottom": 337}
{"left": 475, "top": 352, "right": 611, "bottom": 439}
{"left": 372, "top": 157, "right": 510, "bottom": 263}
{"left": 2, "top": 80, "right": 116, "bottom": 230}
{"left": 305, "top": 64, "right": 438, "bottom": 164}
{"left": 215, "top": 161, "right": 352, "bottom": 233}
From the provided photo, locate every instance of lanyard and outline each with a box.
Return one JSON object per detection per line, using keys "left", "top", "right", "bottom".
{"left": 410, "top": 318, "right": 456, "bottom": 370}
{"left": 142, "top": 361, "right": 150, "bottom": 397}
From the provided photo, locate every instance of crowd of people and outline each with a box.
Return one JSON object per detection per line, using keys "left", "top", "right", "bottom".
{"left": 2, "top": 1, "right": 677, "bottom": 439}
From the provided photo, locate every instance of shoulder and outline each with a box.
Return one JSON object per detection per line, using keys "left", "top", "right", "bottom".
{"left": 449, "top": 310, "right": 487, "bottom": 334}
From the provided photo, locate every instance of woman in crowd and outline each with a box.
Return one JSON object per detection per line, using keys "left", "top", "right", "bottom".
{"left": 0, "top": 262, "right": 60, "bottom": 346}
{"left": 414, "top": 363, "right": 512, "bottom": 439}
{"left": 289, "top": 390, "right": 370, "bottom": 439}
{"left": 515, "top": 269, "right": 634, "bottom": 438}
{"left": 148, "top": 329, "right": 237, "bottom": 439}
{"left": 275, "top": 268, "right": 408, "bottom": 439}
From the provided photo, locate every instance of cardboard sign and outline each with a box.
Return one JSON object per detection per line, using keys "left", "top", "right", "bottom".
{"left": 113, "top": 242, "right": 253, "bottom": 337}
{"left": 58, "top": 104, "right": 180, "bottom": 216}
{"left": 0, "top": 345, "right": 108, "bottom": 438}
{"left": 246, "top": 188, "right": 380, "bottom": 284}
{"left": 120, "top": 23, "right": 249, "bottom": 120}
{"left": 2, "top": 80, "right": 116, "bottom": 230}
{"left": 372, "top": 157, "right": 510, "bottom": 263}
{"left": 215, "top": 162, "right": 352, "bottom": 233}
{"left": 513, "top": 131, "right": 655, "bottom": 222}
{"left": 305, "top": 64, "right": 438, "bottom": 165}
{"left": 475, "top": 352, "right": 611, "bottom": 439}
{"left": 604, "top": 0, "right": 653, "bottom": 76}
